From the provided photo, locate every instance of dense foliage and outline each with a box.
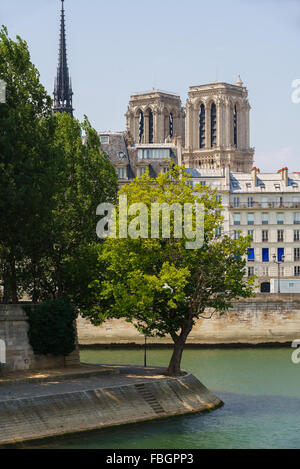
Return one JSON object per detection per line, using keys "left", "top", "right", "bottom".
{"left": 24, "top": 298, "right": 77, "bottom": 357}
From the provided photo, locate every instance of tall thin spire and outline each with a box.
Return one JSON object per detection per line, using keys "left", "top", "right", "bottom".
{"left": 53, "top": 0, "right": 74, "bottom": 116}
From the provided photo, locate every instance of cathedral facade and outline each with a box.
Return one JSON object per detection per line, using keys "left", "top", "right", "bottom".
{"left": 99, "top": 78, "right": 254, "bottom": 182}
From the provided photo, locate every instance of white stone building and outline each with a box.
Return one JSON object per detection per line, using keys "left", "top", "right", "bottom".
{"left": 187, "top": 166, "right": 300, "bottom": 294}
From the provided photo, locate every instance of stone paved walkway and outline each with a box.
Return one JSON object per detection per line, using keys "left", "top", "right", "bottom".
{"left": 0, "top": 364, "right": 170, "bottom": 402}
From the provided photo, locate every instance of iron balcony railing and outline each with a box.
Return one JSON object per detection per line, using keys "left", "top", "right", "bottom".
{"left": 230, "top": 202, "right": 300, "bottom": 209}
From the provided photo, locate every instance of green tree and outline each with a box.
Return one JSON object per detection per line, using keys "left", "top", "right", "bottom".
{"left": 24, "top": 112, "right": 118, "bottom": 304}
{"left": 0, "top": 26, "right": 56, "bottom": 303}
{"left": 83, "top": 165, "right": 254, "bottom": 376}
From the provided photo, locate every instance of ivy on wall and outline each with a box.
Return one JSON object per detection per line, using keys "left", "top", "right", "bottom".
{"left": 24, "top": 298, "right": 77, "bottom": 357}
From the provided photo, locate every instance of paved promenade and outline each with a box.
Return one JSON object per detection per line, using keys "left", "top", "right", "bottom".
{"left": 0, "top": 365, "right": 169, "bottom": 401}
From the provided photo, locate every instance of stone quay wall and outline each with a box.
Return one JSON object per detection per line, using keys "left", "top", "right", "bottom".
{"left": 0, "top": 372, "right": 222, "bottom": 445}
{"left": 0, "top": 305, "right": 80, "bottom": 372}
{"left": 77, "top": 294, "right": 300, "bottom": 346}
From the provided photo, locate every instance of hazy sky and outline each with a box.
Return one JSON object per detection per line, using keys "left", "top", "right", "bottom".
{"left": 1, "top": 0, "right": 300, "bottom": 172}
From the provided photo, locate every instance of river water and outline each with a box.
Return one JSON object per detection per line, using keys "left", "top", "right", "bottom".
{"left": 34, "top": 348, "right": 300, "bottom": 449}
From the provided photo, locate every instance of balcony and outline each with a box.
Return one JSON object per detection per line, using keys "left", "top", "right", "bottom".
{"left": 230, "top": 202, "right": 300, "bottom": 209}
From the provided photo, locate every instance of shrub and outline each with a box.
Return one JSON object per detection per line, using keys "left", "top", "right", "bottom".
{"left": 24, "top": 298, "right": 77, "bottom": 357}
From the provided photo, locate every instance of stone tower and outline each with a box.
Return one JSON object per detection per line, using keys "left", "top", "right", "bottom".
{"left": 53, "top": 0, "right": 74, "bottom": 117}
{"left": 126, "top": 90, "right": 185, "bottom": 146}
{"left": 183, "top": 78, "right": 254, "bottom": 172}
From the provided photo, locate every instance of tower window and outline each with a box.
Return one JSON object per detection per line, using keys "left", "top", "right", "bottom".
{"left": 149, "top": 110, "right": 153, "bottom": 144}
{"left": 233, "top": 105, "right": 238, "bottom": 147}
{"left": 211, "top": 103, "right": 217, "bottom": 148}
{"left": 199, "top": 104, "right": 206, "bottom": 149}
{"left": 139, "top": 111, "right": 144, "bottom": 143}
{"left": 169, "top": 113, "right": 174, "bottom": 138}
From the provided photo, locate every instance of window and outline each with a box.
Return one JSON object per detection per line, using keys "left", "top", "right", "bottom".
{"left": 278, "top": 230, "right": 284, "bottom": 242}
{"left": 138, "top": 149, "right": 171, "bottom": 160}
{"left": 246, "top": 183, "right": 251, "bottom": 189}
{"left": 277, "top": 213, "right": 284, "bottom": 225}
{"left": 295, "top": 248, "right": 300, "bottom": 262}
{"left": 248, "top": 267, "right": 254, "bottom": 277}
{"left": 262, "top": 248, "right": 269, "bottom": 262}
{"left": 248, "top": 230, "right": 254, "bottom": 240}
{"left": 262, "top": 197, "right": 269, "bottom": 208}
{"left": 295, "top": 267, "right": 300, "bottom": 277}
{"left": 234, "top": 214, "right": 241, "bottom": 225}
{"left": 117, "top": 167, "right": 125, "bottom": 179}
{"left": 233, "top": 106, "right": 238, "bottom": 147}
{"left": 169, "top": 113, "right": 174, "bottom": 138}
{"left": 262, "top": 230, "right": 269, "bottom": 242}
{"left": 139, "top": 167, "right": 146, "bottom": 177}
{"left": 234, "top": 231, "right": 240, "bottom": 240}
{"left": 275, "top": 184, "right": 281, "bottom": 191}
{"left": 294, "top": 230, "right": 300, "bottom": 242}
{"left": 216, "top": 195, "right": 222, "bottom": 204}
{"left": 248, "top": 197, "right": 254, "bottom": 208}
{"left": 100, "top": 135, "right": 109, "bottom": 144}
{"left": 149, "top": 110, "right": 153, "bottom": 144}
{"left": 233, "top": 197, "right": 240, "bottom": 208}
{"left": 294, "top": 213, "right": 300, "bottom": 225}
{"left": 139, "top": 111, "right": 144, "bottom": 143}
{"left": 262, "top": 266, "right": 269, "bottom": 276}
{"left": 262, "top": 213, "right": 269, "bottom": 225}
{"left": 248, "top": 248, "right": 255, "bottom": 262}
{"left": 118, "top": 151, "right": 126, "bottom": 159}
{"left": 215, "top": 227, "right": 222, "bottom": 237}
{"left": 261, "top": 282, "right": 271, "bottom": 293}
{"left": 211, "top": 103, "right": 217, "bottom": 148}
{"left": 278, "top": 248, "right": 285, "bottom": 262}
{"left": 248, "top": 213, "right": 254, "bottom": 225}
{"left": 199, "top": 104, "right": 205, "bottom": 149}
{"left": 277, "top": 196, "right": 284, "bottom": 207}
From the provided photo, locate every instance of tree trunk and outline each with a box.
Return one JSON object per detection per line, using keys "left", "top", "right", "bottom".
{"left": 166, "top": 338, "right": 185, "bottom": 376}
{"left": 10, "top": 257, "right": 18, "bottom": 304}
{"left": 166, "top": 318, "right": 194, "bottom": 377}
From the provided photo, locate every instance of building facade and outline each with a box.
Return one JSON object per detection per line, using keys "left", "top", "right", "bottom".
{"left": 186, "top": 166, "right": 300, "bottom": 294}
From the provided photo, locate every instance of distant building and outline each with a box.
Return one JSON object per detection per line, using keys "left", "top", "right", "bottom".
{"left": 186, "top": 166, "right": 300, "bottom": 294}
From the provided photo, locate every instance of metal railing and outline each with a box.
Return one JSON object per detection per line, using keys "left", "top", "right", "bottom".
{"left": 230, "top": 202, "right": 300, "bottom": 209}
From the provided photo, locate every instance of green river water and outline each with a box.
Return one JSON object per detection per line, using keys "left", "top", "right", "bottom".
{"left": 33, "top": 348, "right": 300, "bottom": 449}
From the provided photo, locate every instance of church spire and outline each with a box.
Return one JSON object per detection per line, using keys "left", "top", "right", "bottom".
{"left": 53, "top": 0, "right": 74, "bottom": 116}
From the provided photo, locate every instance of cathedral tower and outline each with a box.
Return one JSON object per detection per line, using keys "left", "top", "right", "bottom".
{"left": 183, "top": 78, "right": 254, "bottom": 172}
{"left": 53, "top": 0, "right": 74, "bottom": 116}
{"left": 126, "top": 90, "right": 185, "bottom": 146}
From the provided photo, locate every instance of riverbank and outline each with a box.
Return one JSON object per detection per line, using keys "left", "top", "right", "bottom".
{"left": 0, "top": 364, "right": 222, "bottom": 446}
{"left": 77, "top": 294, "right": 300, "bottom": 347}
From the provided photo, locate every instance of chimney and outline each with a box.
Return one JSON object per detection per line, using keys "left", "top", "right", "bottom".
{"left": 252, "top": 167, "right": 260, "bottom": 187}
{"left": 278, "top": 167, "right": 289, "bottom": 186}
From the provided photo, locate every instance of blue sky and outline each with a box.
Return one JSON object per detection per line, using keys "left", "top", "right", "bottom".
{"left": 1, "top": 0, "right": 300, "bottom": 172}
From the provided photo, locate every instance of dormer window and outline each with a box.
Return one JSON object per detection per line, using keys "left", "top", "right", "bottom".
{"left": 100, "top": 135, "right": 109, "bottom": 144}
